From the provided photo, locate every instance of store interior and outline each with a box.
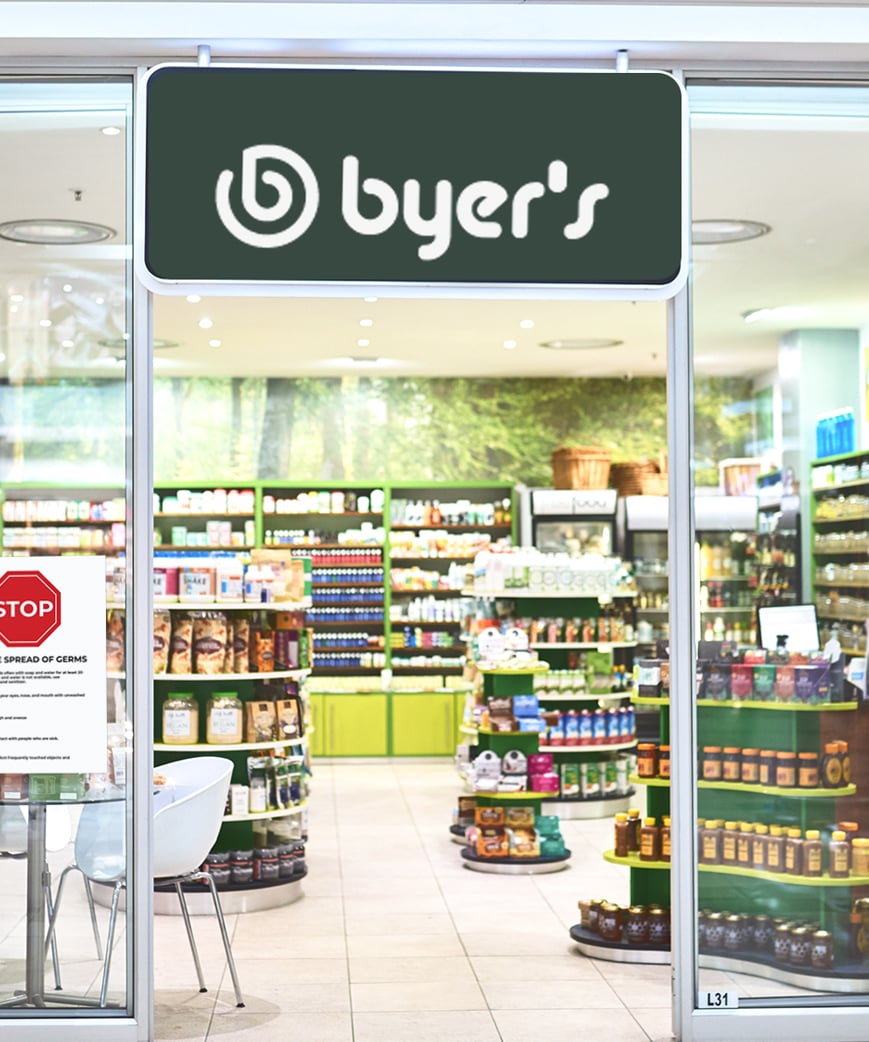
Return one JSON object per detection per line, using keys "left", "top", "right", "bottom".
{"left": 4, "top": 79, "right": 869, "bottom": 1041}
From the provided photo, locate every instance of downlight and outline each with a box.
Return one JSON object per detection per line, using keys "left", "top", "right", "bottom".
{"left": 691, "top": 219, "right": 770, "bottom": 245}
{"left": 540, "top": 338, "right": 623, "bottom": 351}
{"left": 0, "top": 219, "right": 116, "bottom": 245}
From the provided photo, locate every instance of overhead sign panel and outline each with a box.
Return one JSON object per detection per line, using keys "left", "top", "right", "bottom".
{"left": 138, "top": 65, "right": 686, "bottom": 297}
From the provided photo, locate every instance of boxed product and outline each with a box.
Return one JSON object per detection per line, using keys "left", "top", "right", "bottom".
{"left": 517, "top": 717, "right": 545, "bottom": 733}
{"left": 580, "top": 760, "right": 601, "bottom": 798}
{"left": 535, "top": 814, "right": 562, "bottom": 837}
{"left": 540, "top": 835, "right": 567, "bottom": 857}
{"left": 456, "top": 795, "right": 477, "bottom": 826}
{"left": 245, "top": 700, "right": 277, "bottom": 743}
{"left": 564, "top": 711, "right": 580, "bottom": 745}
{"left": 504, "top": 806, "right": 535, "bottom": 828}
{"left": 546, "top": 717, "right": 565, "bottom": 746}
{"left": 637, "top": 659, "right": 663, "bottom": 698}
{"left": 501, "top": 749, "right": 528, "bottom": 775}
{"left": 528, "top": 753, "right": 554, "bottom": 774}
{"left": 586, "top": 650, "right": 614, "bottom": 694}
{"left": 476, "top": 827, "right": 509, "bottom": 858}
{"left": 730, "top": 662, "right": 754, "bottom": 698}
{"left": 752, "top": 663, "right": 776, "bottom": 701}
{"left": 509, "top": 828, "right": 541, "bottom": 858}
{"left": 248, "top": 550, "right": 306, "bottom": 602}
{"left": 774, "top": 664, "right": 795, "bottom": 701}
{"left": 795, "top": 662, "right": 829, "bottom": 703}
{"left": 489, "top": 715, "right": 520, "bottom": 733}
{"left": 560, "top": 763, "right": 580, "bottom": 798}
{"left": 529, "top": 771, "right": 559, "bottom": 793}
{"left": 702, "top": 661, "right": 731, "bottom": 701}
{"left": 275, "top": 696, "right": 303, "bottom": 739}
{"left": 475, "top": 804, "right": 505, "bottom": 827}
{"left": 472, "top": 750, "right": 501, "bottom": 791}
{"left": 512, "top": 694, "right": 540, "bottom": 717}
{"left": 497, "top": 773, "right": 528, "bottom": 792}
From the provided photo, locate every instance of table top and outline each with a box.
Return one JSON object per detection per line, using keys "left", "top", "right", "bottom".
{"left": 0, "top": 783, "right": 125, "bottom": 806}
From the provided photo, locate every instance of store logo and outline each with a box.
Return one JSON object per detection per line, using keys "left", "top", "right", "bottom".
{"left": 215, "top": 147, "right": 610, "bottom": 260}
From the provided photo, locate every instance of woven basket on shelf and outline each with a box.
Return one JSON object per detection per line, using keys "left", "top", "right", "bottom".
{"left": 609, "top": 459, "right": 660, "bottom": 497}
{"left": 551, "top": 446, "right": 611, "bottom": 490}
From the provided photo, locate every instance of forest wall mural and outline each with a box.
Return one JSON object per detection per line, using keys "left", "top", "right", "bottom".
{"left": 0, "top": 373, "right": 756, "bottom": 488}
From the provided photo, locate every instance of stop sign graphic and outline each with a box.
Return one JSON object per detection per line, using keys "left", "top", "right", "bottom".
{"left": 0, "top": 570, "right": 62, "bottom": 647}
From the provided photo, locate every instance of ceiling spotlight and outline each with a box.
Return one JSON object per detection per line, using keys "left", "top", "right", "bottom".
{"left": 95, "top": 296, "right": 104, "bottom": 305}
{"left": 61, "top": 339, "right": 74, "bottom": 348}
{"left": 363, "top": 296, "right": 378, "bottom": 303}
{"left": 503, "top": 340, "right": 517, "bottom": 349}
{"left": 198, "top": 318, "right": 213, "bottom": 329}
{"left": 519, "top": 319, "right": 535, "bottom": 329}
{"left": 0, "top": 219, "right": 115, "bottom": 245}
{"left": 208, "top": 339, "right": 222, "bottom": 347}
{"left": 101, "top": 126, "right": 122, "bottom": 136}
{"left": 62, "top": 283, "right": 72, "bottom": 293}
{"left": 540, "top": 338, "right": 623, "bottom": 350}
{"left": 692, "top": 219, "right": 771, "bottom": 245}
{"left": 357, "top": 338, "right": 371, "bottom": 347}
{"left": 359, "top": 318, "right": 374, "bottom": 327}
{"left": 39, "top": 319, "right": 52, "bottom": 327}
{"left": 186, "top": 294, "right": 201, "bottom": 303}
{"left": 742, "top": 306, "right": 809, "bottom": 324}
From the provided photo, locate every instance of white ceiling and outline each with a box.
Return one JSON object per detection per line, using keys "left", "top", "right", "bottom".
{"left": 2, "top": 84, "right": 869, "bottom": 382}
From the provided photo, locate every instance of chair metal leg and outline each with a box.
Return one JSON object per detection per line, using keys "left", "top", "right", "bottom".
{"left": 81, "top": 875, "right": 104, "bottom": 961}
{"left": 202, "top": 874, "right": 244, "bottom": 1007}
{"left": 174, "top": 883, "right": 207, "bottom": 993}
{"left": 98, "top": 883, "right": 122, "bottom": 1009}
{"left": 43, "top": 883, "right": 62, "bottom": 991}
{"left": 44, "top": 863, "right": 75, "bottom": 950}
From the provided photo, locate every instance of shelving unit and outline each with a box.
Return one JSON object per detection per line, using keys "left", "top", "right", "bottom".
{"left": 0, "top": 486, "right": 125, "bottom": 555}
{"left": 153, "top": 483, "right": 257, "bottom": 550}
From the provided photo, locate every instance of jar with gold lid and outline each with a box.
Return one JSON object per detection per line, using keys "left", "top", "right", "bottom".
{"left": 624, "top": 905, "right": 649, "bottom": 945}
{"left": 599, "top": 902, "right": 622, "bottom": 942}
{"left": 789, "top": 925, "right": 812, "bottom": 966}
{"left": 648, "top": 906, "right": 670, "bottom": 946}
{"left": 811, "top": 929, "right": 834, "bottom": 971}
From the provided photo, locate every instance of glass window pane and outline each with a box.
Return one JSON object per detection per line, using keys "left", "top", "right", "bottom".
{"left": 691, "top": 81, "right": 869, "bottom": 1008}
{"left": 0, "top": 78, "right": 133, "bottom": 1015}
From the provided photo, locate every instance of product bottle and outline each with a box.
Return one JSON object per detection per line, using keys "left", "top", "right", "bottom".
{"left": 822, "top": 742, "right": 844, "bottom": 788}
{"left": 752, "top": 824, "right": 769, "bottom": 870}
{"left": 701, "top": 820, "right": 721, "bottom": 865}
{"left": 614, "top": 812, "right": 630, "bottom": 857}
{"left": 784, "top": 827, "right": 804, "bottom": 875}
{"left": 640, "top": 817, "right": 660, "bottom": 862}
{"left": 766, "top": 825, "right": 785, "bottom": 873}
{"left": 736, "top": 822, "right": 753, "bottom": 866}
{"left": 626, "top": 808, "right": 641, "bottom": 852}
{"left": 803, "top": 829, "right": 823, "bottom": 877}
{"left": 721, "top": 821, "right": 738, "bottom": 865}
{"left": 660, "top": 816, "right": 671, "bottom": 862}
{"left": 829, "top": 830, "right": 851, "bottom": 878}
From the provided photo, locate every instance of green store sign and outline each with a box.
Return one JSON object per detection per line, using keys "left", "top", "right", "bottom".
{"left": 139, "top": 65, "right": 686, "bottom": 297}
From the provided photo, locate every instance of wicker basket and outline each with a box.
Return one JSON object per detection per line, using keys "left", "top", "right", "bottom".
{"left": 639, "top": 453, "right": 669, "bottom": 495}
{"left": 551, "top": 446, "right": 611, "bottom": 490}
{"left": 610, "top": 459, "right": 660, "bottom": 497}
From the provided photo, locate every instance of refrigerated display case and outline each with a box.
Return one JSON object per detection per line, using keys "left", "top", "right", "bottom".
{"left": 518, "top": 487, "right": 618, "bottom": 557}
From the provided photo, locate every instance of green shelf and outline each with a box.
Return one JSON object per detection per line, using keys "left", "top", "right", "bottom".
{"left": 629, "top": 774, "right": 856, "bottom": 798}
{"left": 604, "top": 849, "right": 869, "bottom": 886}
{"left": 696, "top": 699, "right": 858, "bottom": 712}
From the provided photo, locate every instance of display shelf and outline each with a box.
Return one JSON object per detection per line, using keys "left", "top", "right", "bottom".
{"left": 390, "top": 523, "right": 512, "bottom": 532}
{"left": 604, "top": 847, "right": 869, "bottom": 883}
{"left": 464, "top": 588, "right": 637, "bottom": 600}
{"left": 155, "top": 600, "right": 312, "bottom": 612}
{"left": 569, "top": 925, "right": 671, "bottom": 965}
{"left": 312, "top": 581, "right": 383, "bottom": 588}
{"left": 152, "top": 872, "right": 307, "bottom": 915}
{"left": 603, "top": 849, "right": 670, "bottom": 870}
{"left": 530, "top": 641, "right": 638, "bottom": 650}
{"left": 814, "top": 514, "right": 869, "bottom": 525}
{"left": 390, "top": 589, "right": 466, "bottom": 598}
{"left": 155, "top": 511, "right": 254, "bottom": 519}
{"left": 695, "top": 698, "right": 857, "bottom": 712}
{"left": 536, "top": 692, "right": 630, "bottom": 702}
{"left": 222, "top": 800, "right": 308, "bottom": 822}
{"left": 631, "top": 695, "right": 670, "bottom": 707}
{"left": 815, "top": 580, "right": 869, "bottom": 589}
{"left": 476, "top": 664, "right": 550, "bottom": 676}
{"left": 154, "top": 669, "right": 310, "bottom": 682}
{"left": 542, "top": 792, "right": 634, "bottom": 819}
{"left": 154, "top": 737, "right": 307, "bottom": 752}
{"left": 459, "top": 724, "right": 479, "bottom": 736}
{"left": 629, "top": 774, "right": 857, "bottom": 798}
{"left": 470, "top": 790, "right": 558, "bottom": 800}
{"left": 812, "top": 478, "right": 869, "bottom": 494}
{"left": 460, "top": 846, "right": 571, "bottom": 874}
{"left": 539, "top": 739, "right": 637, "bottom": 753}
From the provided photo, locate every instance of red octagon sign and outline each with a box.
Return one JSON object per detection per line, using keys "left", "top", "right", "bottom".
{"left": 0, "top": 570, "right": 62, "bottom": 648}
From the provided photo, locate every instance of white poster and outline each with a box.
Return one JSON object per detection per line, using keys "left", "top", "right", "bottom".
{"left": 0, "top": 556, "right": 108, "bottom": 774}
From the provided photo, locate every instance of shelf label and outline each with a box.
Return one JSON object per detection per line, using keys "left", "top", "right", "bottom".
{"left": 698, "top": 990, "right": 739, "bottom": 1010}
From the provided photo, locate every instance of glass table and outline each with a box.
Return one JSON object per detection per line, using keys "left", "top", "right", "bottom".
{"left": 0, "top": 785, "right": 125, "bottom": 1010}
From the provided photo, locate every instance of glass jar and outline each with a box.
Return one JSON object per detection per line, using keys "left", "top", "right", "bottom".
{"left": 789, "top": 925, "right": 812, "bottom": 966}
{"left": 161, "top": 692, "right": 199, "bottom": 745}
{"left": 797, "top": 751, "right": 819, "bottom": 788}
{"left": 702, "top": 746, "right": 723, "bottom": 781}
{"left": 724, "top": 914, "right": 745, "bottom": 952}
{"left": 752, "top": 914, "right": 775, "bottom": 953}
{"left": 774, "top": 922, "right": 793, "bottom": 962}
{"left": 822, "top": 741, "right": 844, "bottom": 788}
{"left": 722, "top": 747, "right": 741, "bottom": 782}
{"left": 647, "top": 906, "right": 670, "bottom": 946}
{"left": 852, "top": 838, "right": 869, "bottom": 877}
{"left": 624, "top": 905, "right": 649, "bottom": 944}
{"left": 740, "top": 748, "right": 760, "bottom": 784}
{"left": 204, "top": 851, "right": 231, "bottom": 886}
{"left": 758, "top": 749, "right": 777, "bottom": 786}
{"left": 599, "top": 902, "right": 622, "bottom": 942}
{"left": 705, "top": 912, "right": 726, "bottom": 950}
{"left": 657, "top": 745, "right": 670, "bottom": 779}
{"left": 230, "top": 849, "right": 254, "bottom": 884}
{"left": 811, "top": 929, "right": 834, "bottom": 971}
{"left": 636, "top": 743, "right": 658, "bottom": 779}
{"left": 206, "top": 692, "right": 243, "bottom": 744}
{"left": 776, "top": 751, "right": 797, "bottom": 788}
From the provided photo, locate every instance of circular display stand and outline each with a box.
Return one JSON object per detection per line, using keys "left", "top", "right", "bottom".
{"left": 569, "top": 924, "right": 670, "bottom": 964}
{"left": 544, "top": 792, "right": 634, "bottom": 820}
{"left": 93, "top": 872, "right": 306, "bottom": 915}
{"left": 699, "top": 952, "right": 869, "bottom": 995}
{"left": 461, "top": 846, "right": 571, "bottom": 874}
{"left": 449, "top": 824, "right": 469, "bottom": 845}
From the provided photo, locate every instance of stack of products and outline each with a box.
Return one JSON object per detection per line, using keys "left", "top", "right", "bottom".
{"left": 459, "top": 800, "right": 568, "bottom": 860}
{"left": 201, "top": 840, "right": 307, "bottom": 889}
{"left": 160, "top": 683, "right": 305, "bottom": 747}
{"left": 698, "top": 909, "right": 833, "bottom": 971}
{"left": 576, "top": 898, "right": 671, "bottom": 946}
{"left": 611, "top": 809, "right": 671, "bottom": 862}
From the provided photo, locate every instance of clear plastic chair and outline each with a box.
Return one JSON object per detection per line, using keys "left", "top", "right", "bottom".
{"left": 48, "top": 756, "right": 243, "bottom": 1008}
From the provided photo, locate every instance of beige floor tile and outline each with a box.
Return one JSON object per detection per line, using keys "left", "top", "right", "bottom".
{"left": 481, "top": 976, "right": 620, "bottom": 1009}
{"left": 597, "top": 975, "right": 670, "bottom": 1008}
{"left": 346, "top": 932, "right": 466, "bottom": 958}
{"left": 153, "top": 1005, "right": 213, "bottom": 1042}
{"left": 230, "top": 932, "right": 347, "bottom": 959}
{"left": 208, "top": 1011, "right": 352, "bottom": 1041}
{"left": 348, "top": 955, "right": 476, "bottom": 983}
{"left": 342, "top": 895, "right": 449, "bottom": 916}
{"left": 217, "top": 979, "right": 350, "bottom": 1013}
{"left": 353, "top": 1009, "right": 501, "bottom": 1042}
{"left": 344, "top": 912, "right": 457, "bottom": 936}
{"left": 229, "top": 956, "right": 348, "bottom": 984}
{"left": 493, "top": 1007, "right": 651, "bottom": 1042}
{"left": 632, "top": 1005, "right": 674, "bottom": 1041}
{"left": 470, "top": 953, "right": 604, "bottom": 982}
{"left": 459, "top": 930, "right": 580, "bottom": 957}
{"left": 351, "top": 978, "right": 487, "bottom": 1012}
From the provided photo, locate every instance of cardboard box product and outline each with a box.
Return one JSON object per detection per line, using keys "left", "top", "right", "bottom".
{"left": 504, "top": 805, "right": 535, "bottom": 828}
{"left": 509, "top": 828, "right": 541, "bottom": 858}
{"left": 457, "top": 795, "right": 477, "bottom": 825}
{"left": 275, "top": 697, "right": 302, "bottom": 739}
{"left": 475, "top": 805, "right": 506, "bottom": 827}
{"left": 245, "top": 700, "right": 278, "bottom": 743}
{"left": 476, "top": 827, "right": 509, "bottom": 858}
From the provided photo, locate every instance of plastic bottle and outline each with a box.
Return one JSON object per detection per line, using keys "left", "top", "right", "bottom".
{"left": 244, "top": 565, "right": 262, "bottom": 603}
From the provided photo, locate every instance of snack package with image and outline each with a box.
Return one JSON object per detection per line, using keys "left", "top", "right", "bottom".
{"left": 107, "top": 609, "right": 126, "bottom": 673}
{"left": 275, "top": 696, "right": 302, "bottom": 739}
{"left": 193, "top": 612, "right": 229, "bottom": 675}
{"left": 509, "top": 827, "right": 540, "bottom": 858}
{"left": 169, "top": 613, "right": 194, "bottom": 674}
{"left": 504, "top": 806, "right": 535, "bottom": 828}
{"left": 233, "top": 616, "right": 250, "bottom": 673}
{"left": 476, "top": 826, "right": 509, "bottom": 858}
{"left": 245, "top": 700, "right": 277, "bottom": 743}
{"left": 475, "top": 805, "right": 505, "bottom": 827}
{"left": 222, "top": 619, "right": 235, "bottom": 674}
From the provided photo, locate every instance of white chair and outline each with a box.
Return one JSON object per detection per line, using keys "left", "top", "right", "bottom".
{"left": 49, "top": 756, "right": 243, "bottom": 1008}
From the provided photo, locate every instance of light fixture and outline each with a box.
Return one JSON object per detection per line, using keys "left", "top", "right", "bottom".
{"left": 61, "top": 339, "right": 74, "bottom": 348}
{"left": 100, "top": 126, "right": 122, "bottom": 137}
{"left": 359, "top": 318, "right": 374, "bottom": 327}
{"left": 692, "top": 219, "right": 771, "bottom": 245}
{"left": 540, "top": 338, "right": 623, "bottom": 350}
{"left": 186, "top": 294, "right": 201, "bottom": 303}
{"left": 198, "top": 318, "right": 213, "bottom": 329}
{"left": 357, "top": 338, "right": 371, "bottom": 347}
{"left": 95, "top": 296, "right": 104, "bottom": 305}
{"left": 519, "top": 319, "right": 535, "bottom": 329}
{"left": 9, "top": 294, "right": 23, "bottom": 303}
{"left": 62, "top": 283, "right": 72, "bottom": 293}
{"left": 208, "top": 339, "right": 222, "bottom": 347}
{"left": 98, "top": 337, "right": 180, "bottom": 350}
{"left": 363, "top": 296, "right": 378, "bottom": 303}
{"left": 503, "top": 340, "right": 517, "bottom": 349}
{"left": 0, "top": 219, "right": 115, "bottom": 245}
{"left": 9, "top": 305, "right": 18, "bottom": 314}
{"left": 742, "top": 306, "right": 809, "bottom": 324}
{"left": 39, "top": 319, "right": 52, "bottom": 328}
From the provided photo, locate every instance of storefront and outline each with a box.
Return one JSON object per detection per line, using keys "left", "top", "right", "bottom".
{"left": 4, "top": 4, "right": 869, "bottom": 1041}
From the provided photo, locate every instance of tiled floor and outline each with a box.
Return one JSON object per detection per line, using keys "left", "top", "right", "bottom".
{"left": 155, "top": 760, "right": 674, "bottom": 1042}
{"left": 0, "top": 760, "right": 823, "bottom": 1039}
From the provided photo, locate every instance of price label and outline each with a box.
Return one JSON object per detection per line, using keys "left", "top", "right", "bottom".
{"left": 698, "top": 990, "right": 739, "bottom": 1009}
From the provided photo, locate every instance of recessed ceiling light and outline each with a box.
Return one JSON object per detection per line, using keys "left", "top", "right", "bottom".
{"left": 62, "top": 283, "right": 72, "bottom": 293}
{"left": 363, "top": 296, "right": 378, "bottom": 303}
{"left": 357, "top": 338, "right": 370, "bottom": 347}
{"left": 186, "top": 294, "right": 201, "bottom": 303}
{"left": 101, "top": 126, "right": 122, "bottom": 136}
{"left": 198, "top": 318, "right": 213, "bottom": 329}
{"left": 0, "top": 219, "right": 115, "bottom": 245}
{"left": 10, "top": 305, "right": 18, "bottom": 314}
{"left": 209, "top": 339, "right": 222, "bottom": 347}
{"left": 360, "top": 318, "right": 374, "bottom": 327}
{"left": 98, "top": 337, "right": 180, "bottom": 350}
{"left": 692, "top": 219, "right": 771, "bottom": 245}
{"left": 39, "top": 319, "right": 52, "bottom": 327}
{"left": 9, "top": 294, "right": 23, "bottom": 303}
{"left": 0, "top": 353, "right": 6, "bottom": 362}
{"left": 61, "top": 339, "right": 74, "bottom": 348}
{"left": 95, "top": 296, "right": 104, "bottom": 305}
{"left": 742, "top": 306, "right": 809, "bottom": 324}
{"left": 503, "top": 340, "right": 517, "bottom": 349}
{"left": 540, "top": 338, "right": 623, "bottom": 350}
{"left": 519, "top": 319, "right": 535, "bottom": 329}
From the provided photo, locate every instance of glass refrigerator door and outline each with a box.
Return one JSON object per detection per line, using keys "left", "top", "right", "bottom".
{"left": 533, "top": 518, "right": 613, "bottom": 556}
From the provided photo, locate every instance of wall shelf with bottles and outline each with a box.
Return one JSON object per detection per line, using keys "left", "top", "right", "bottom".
{"left": 0, "top": 486, "right": 126, "bottom": 554}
